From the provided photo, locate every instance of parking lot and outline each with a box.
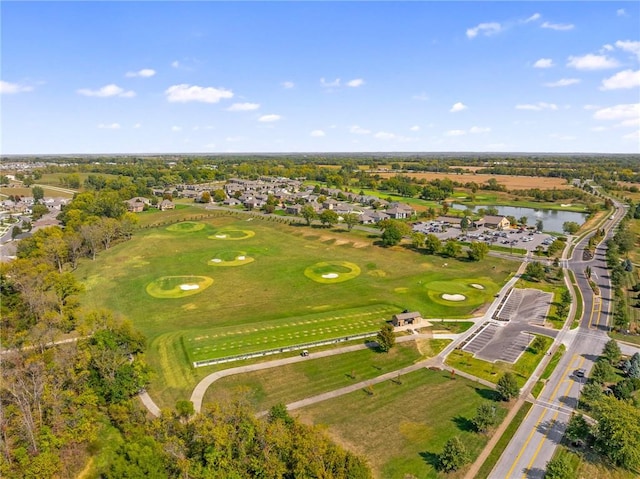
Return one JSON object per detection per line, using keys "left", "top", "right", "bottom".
{"left": 461, "top": 288, "right": 556, "bottom": 364}
{"left": 412, "top": 221, "right": 557, "bottom": 253}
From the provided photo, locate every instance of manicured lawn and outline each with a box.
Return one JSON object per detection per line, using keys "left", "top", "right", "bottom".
{"left": 445, "top": 335, "right": 553, "bottom": 387}
{"left": 0, "top": 185, "right": 75, "bottom": 199}
{"left": 75, "top": 213, "right": 516, "bottom": 405}
{"left": 204, "top": 341, "right": 430, "bottom": 413}
{"left": 295, "top": 368, "right": 507, "bottom": 479}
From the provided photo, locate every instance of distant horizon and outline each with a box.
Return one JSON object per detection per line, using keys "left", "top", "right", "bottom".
{"left": 2, "top": 2, "right": 639, "bottom": 154}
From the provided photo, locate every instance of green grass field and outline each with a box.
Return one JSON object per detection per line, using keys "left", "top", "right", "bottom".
{"left": 296, "top": 368, "right": 507, "bottom": 479}
{"left": 204, "top": 341, "right": 433, "bottom": 412}
{"left": 75, "top": 213, "right": 517, "bottom": 404}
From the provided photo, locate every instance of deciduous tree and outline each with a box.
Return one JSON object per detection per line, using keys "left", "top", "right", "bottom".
{"left": 497, "top": 372, "right": 519, "bottom": 401}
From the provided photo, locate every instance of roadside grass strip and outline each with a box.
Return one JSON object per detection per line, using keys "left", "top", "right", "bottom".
{"left": 304, "top": 261, "right": 361, "bottom": 283}
{"left": 208, "top": 228, "right": 255, "bottom": 240}
{"left": 166, "top": 221, "right": 205, "bottom": 232}
{"left": 207, "top": 250, "right": 254, "bottom": 266}
{"left": 184, "top": 304, "right": 399, "bottom": 363}
{"left": 146, "top": 276, "right": 213, "bottom": 298}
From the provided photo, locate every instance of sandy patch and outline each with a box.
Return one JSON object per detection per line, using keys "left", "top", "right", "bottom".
{"left": 322, "top": 273, "right": 339, "bottom": 279}
{"left": 442, "top": 293, "right": 466, "bottom": 301}
{"left": 215, "top": 234, "right": 227, "bottom": 238}
{"left": 211, "top": 258, "right": 222, "bottom": 263}
{"left": 470, "top": 283, "right": 485, "bottom": 290}
{"left": 560, "top": 204, "right": 572, "bottom": 207}
{"left": 180, "top": 284, "right": 200, "bottom": 291}
{"left": 237, "top": 255, "right": 246, "bottom": 260}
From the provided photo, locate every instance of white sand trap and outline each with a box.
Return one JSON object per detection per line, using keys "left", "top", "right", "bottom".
{"left": 215, "top": 234, "right": 227, "bottom": 238}
{"left": 470, "top": 283, "right": 485, "bottom": 290}
{"left": 561, "top": 204, "right": 572, "bottom": 207}
{"left": 211, "top": 258, "right": 222, "bottom": 263}
{"left": 322, "top": 273, "right": 339, "bottom": 279}
{"left": 237, "top": 255, "right": 246, "bottom": 260}
{"left": 442, "top": 293, "right": 466, "bottom": 301}
{"left": 180, "top": 284, "right": 200, "bottom": 291}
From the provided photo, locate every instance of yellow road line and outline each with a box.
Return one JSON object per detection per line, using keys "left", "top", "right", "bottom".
{"left": 522, "top": 355, "right": 587, "bottom": 477}
{"left": 504, "top": 353, "right": 580, "bottom": 478}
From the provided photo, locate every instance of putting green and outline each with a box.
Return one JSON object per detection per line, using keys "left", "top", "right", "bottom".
{"left": 304, "top": 261, "right": 361, "bottom": 284}
{"left": 146, "top": 276, "right": 213, "bottom": 298}
{"left": 424, "top": 279, "right": 496, "bottom": 308}
{"left": 208, "top": 229, "right": 255, "bottom": 240}
{"left": 207, "top": 250, "right": 254, "bottom": 267}
{"left": 166, "top": 221, "right": 205, "bottom": 232}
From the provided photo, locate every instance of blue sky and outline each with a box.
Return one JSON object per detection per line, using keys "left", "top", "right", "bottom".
{"left": 2, "top": 1, "right": 639, "bottom": 155}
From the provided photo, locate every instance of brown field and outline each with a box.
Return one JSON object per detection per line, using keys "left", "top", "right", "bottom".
{"left": 453, "top": 166, "right": 485, "bottom": 172}
{"left": 0, "top": 186, "right": 75, "bottom": 199}
{"left": 376, "top": 171, "right": 570, "bottom": 190}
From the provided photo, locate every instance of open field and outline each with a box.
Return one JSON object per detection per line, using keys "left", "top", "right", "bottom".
{"left": 0, "top": 185, "right": 75, "bottom": 199}
{"left": 376, "top": 171, "right": 571, "bottom": 190}
{"left": 74, "top": 212, "right": 517, "bottom": 404}
{"left": 295, "top": 368, "right": 507, "bottom": 479}
{"left": 203, "top": 341, "right": 434, "bottom": 413}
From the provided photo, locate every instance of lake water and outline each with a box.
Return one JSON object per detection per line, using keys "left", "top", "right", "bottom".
{"left": 451, "top": 203, "right": 589, "bottom": 233}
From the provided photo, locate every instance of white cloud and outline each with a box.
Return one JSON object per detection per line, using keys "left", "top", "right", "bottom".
{"left": 78, "top": 84, "right": 135, "bottom": 98}
{"left": 282, "top": 81, "right": 295, "bottom": 89}
{"left": 623, "top": 130, "right": 640, "bottom": 140}
{"left": 126, "top": 68, "right": 156, "bottom": 78}
{"left": 615, "top": 40, "right": 640, "bottom": 59}
{"left": 516, "top": 102, "right": 558, "bottom": 111}
{"left": 165, "top": 84, "right": 233, "bottom": 103}
{"left": 171, "top": 126, "right": 182, "bottom": 132}
{"left": 133, "top": 123, "right": 141, "bottom": 129}
{"left": 258, "top": 114, "right": 281, "bottom": 122}
{"left": 567, "top": 54, "right": 620, "bottom": 70}
{"left": 602, "top": 44, "right": 614, "bottom": 52}
{"left": 466, "top": 22, "right": 501, "bottom": 39}
{"left": 410, "top": 125, "right": 420, "bottom": 131}
{"left": 320, "top": 77, "right": 341, "bottom": 88}
{"left": 533, "top": 58, "right": 554, "bottom": 68}
{"left": 445, "top": 129, "right": 466, "bottom": 136}
{"left": 600, "top": 70, "right": 640, "bottom": 90}
{"left": 593, "top": 103, "right": 639, "bottom": 120}
{"left": 171, "top": 61, "right": 180, "bottom": 68}
{"left": 310, "top": 130, "right": 326, "bottom": 137}
{"left": 591, "top": 126, "right": 608, "bottom": 132}
{"left": 0, "top": 80, "right": 33, "bottom": 94}
{"left": 525, "top": 13, "right": 541, "bottom": 23}
{"left": 450, "top": 102, "right": 468, "bottom": 113}
{"left": 227, "top": 102, "right": 260, "bottom": 111}
{"left": 619, "top": 117, "right": 640, "bottom": 127}
{"left": 346, "top": 78, "right": 365, "bottom": 87}
{"left": 98, "top": 123, "right": 121, "bottom": 129}
{"left": 469, "top": 126, "right": 491, "bottom": 134}
{"left": 374, "top": 131, "right": 396, "bottom": 140}
{"left": 412, "top": 92, "right": 429, "bottom": 101}
{"left": 541, "top": 21, "right": 574, "bottom": 31}
{"left": 544, "top": 78, "right": 581, "bottom": 87}
{"left": 617, "top": 9, "right": 627, "bottom": 17}
{"left": 350, "top": 125, "right": 371, "bottom": 135}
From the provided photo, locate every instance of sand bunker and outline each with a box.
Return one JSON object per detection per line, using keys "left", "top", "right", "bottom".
{"left": 211, "top": 258, "right": 222, "bottom": 263}
{"left": 180, "top": 284, "right": 200, "bottom": 291}
{"left": 237, "top": 255, "right": 246, "bottom": 260}
{"left": 470, "top": 283, "right": 485, "bottom": 290}
{"left": 215, "top": 234, "right": 228, "bottom": 238}
{"left": 442, "top": 293, "right": 466, "bottom": 301}
{"left": 322, "top": 273, "right": 339, "bottom": 279}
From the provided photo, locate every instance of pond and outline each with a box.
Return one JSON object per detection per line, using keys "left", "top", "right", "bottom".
{"left": 451, "top": 203, "right": 589, "bottom": 233}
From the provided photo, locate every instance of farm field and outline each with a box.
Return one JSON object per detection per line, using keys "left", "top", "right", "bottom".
{"left": 75, "top": 213, "right": 516, "bottom": 404}
{"left": 0, "top": 185, "right": 75, "bottom": 199}
{"left": 295, "top": 368, "right": 508, "bottom": 479}
{"left": 376, "top": 171, "right": 571, "bottom": 190}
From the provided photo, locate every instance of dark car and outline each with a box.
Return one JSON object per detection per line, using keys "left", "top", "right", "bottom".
{"left": 575, "top": 368, "right": 586, "bottom": 378}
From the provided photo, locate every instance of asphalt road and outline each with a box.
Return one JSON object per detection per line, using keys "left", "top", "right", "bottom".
{"left": 489, "top": 204, "right": 626, "bottom": 478}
